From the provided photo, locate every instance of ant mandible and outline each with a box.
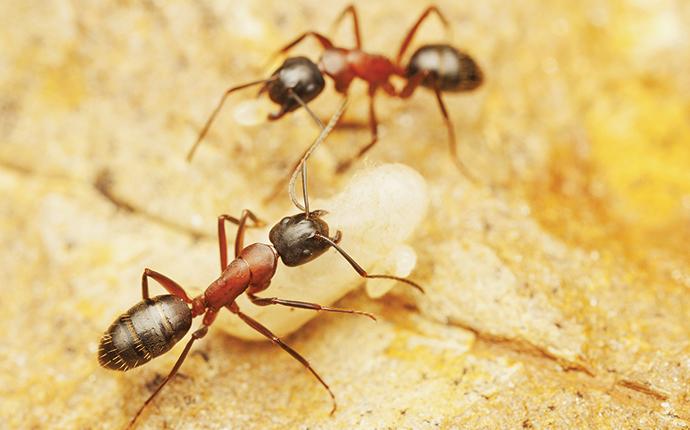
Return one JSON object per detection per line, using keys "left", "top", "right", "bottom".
{"left": 99, "top": 100, "right": 424, "bottom": 429}
{"left": 186, "top": 5, "right": 483, "bottom": 181}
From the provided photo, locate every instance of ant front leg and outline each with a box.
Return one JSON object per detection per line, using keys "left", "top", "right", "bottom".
{"left": 226, "top": 303, "right": 338, "bottom": 415}
{"left": 125, "top": 311, "right": 216, "bottom": 430}
{"left": 246, "top": 292, "right": 376, "bottom": 321}
{"left": 314, "top": 232, "right": 425, "bottom": 293}
{"left": 141, "top": 268, "right": 193, "bottom": 303}
{"left": 336, "top": 86, "right": 380, "bottom": 173}
{"left": 217, "top": 210, "right": 266, "bottom": 272}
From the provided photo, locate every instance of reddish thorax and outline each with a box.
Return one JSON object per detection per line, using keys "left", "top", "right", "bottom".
{"left": 193, "top": 243, "right": 278, "bottom": 315}
{"left": 319, "top": 48, "right": 403, "bottom": 93}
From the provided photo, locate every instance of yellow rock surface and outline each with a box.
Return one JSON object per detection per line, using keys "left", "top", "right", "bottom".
{"left": 1, "top": 1, "right": 689, "bottom": 429}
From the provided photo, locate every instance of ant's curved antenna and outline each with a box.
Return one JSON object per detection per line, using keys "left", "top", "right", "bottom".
{"left": 186, "top": 78, "right": 278, "bottom": 162}
{"left": 288, "top": 97, "right": 349, "bottom": 214}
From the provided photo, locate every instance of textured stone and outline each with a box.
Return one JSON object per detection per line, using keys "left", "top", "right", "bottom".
{"left": 1, "top": 1, "right": 689, "bottom": 429}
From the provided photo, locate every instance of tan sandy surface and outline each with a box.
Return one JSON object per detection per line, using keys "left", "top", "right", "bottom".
{"left": 1, "top": 0, "right": 690, "bottom": 429}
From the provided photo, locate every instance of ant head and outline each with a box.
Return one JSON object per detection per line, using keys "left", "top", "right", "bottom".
{"left": 406, "top": 44, "right": 483, "bottom": 92}
{"left": 264, "top": 57, "right": 325, "bottom": 118}
{"left": 269, "top": 210, "right": 335, "bottom": 267}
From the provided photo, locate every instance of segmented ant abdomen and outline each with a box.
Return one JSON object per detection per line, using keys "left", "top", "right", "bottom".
{"left": 269, "top": 211, "right": 331, "bottom": 267}
{"left": 265, "top": 57, "right": 325, "bottom": 117}
{"left": 406, "top": 44, "right": 483, "bottom": 92}
{"left": 98, "top": 295, "right": 192, "bottom": 372}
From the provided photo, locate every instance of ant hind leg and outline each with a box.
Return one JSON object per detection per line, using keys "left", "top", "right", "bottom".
{"left": 124, "top": 323, "right": 210, "bottom": 430}
{"left": 330, "top": 4, "right": 362, "bottom": 49}
{"left": 141, "top": 269, "right": 193, "bottom": 303}
{"left": 396, "top": 6, "right": 451, "bottom": 65}
{"left": 432, "top": 89, "right": 479, "bottom": 183}
{"left": 228, "top": 304, "right": 338, "bottom": 415}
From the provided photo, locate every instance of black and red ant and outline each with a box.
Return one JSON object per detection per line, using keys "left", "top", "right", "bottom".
{"left": 99, "top": 101, "right": 423, "bottom": 429}
{"left": 186, "top": 5, "right": 483, "bottom": 181}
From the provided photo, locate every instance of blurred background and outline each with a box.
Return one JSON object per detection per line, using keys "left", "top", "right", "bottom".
{"left": 1, "top": 0, "right": 689, "bottom": 428}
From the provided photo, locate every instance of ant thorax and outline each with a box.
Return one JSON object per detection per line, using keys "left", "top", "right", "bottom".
{"left": 214, "top": 163, "right": 429, "bottom": 340}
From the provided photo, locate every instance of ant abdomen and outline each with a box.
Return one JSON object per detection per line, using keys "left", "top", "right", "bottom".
{"left": 262, "top": 56, "right": 325, "bottom": 119}
{"left": 98, "top": 295, "right": 192, "bottom": 372}
{"left": 406, "top": 44, "right": 483, "bottom": 92}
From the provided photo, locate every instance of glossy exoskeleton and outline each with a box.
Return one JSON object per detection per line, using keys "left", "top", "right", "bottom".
{"left": 99, "top": 295, "right": 191, "bottom": 371}
{"left": 263, "top": 56, "right": 326, "bottom": 119}
{"left": 100, "top": 103, "right": 423, "bottom": 429}
{"left": 279, "top": 4, "right": 484, "bottom": 177}
{"left": 187, "top": 5, "right": 484, "bottom": 183}
{"left": 404, "top": 44, "right": 483, "bottom": 93}
{"left": 185, "top": 56, "right": 326, "bottom": 161}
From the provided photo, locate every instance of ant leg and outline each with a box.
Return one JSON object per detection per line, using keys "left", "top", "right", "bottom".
{"left": 399, "top": 71, "right": 426, "bottom": 99}
{"left": 330, "top": 4, "right": 362, "bottom": 49}
{"left": 141, "top": 268, "right": 192, "bottom": 303}
{"left": 218, "top": 210, "right": 266, "bottom": 271}
{"left": 125, "top": 322, "right": 211, "bottom": 430}
{"left": 399, "top": 74, "right": 478, "bottom": 183}
{"left": 247, "top": 292, "right": 376, "bottom": 321}
{"left": 271, "top": 31, "right": 334, "bottom": 61}
{"left": 433, "top": 89, "right": 478, "bottom": 183}
{"left": 186, "top": 78, "right": 276, "bottom": 162}
{"left": 314, "top": 233, "right": 425, "bottom": 293}
{"left": 227, "top": 303, "right": 337, "bottom": 415}
{"left": 336, "top": 87, "right": 379, "bottom": 173}
{"left": 395, "top": 6, "right": 451, "bottom": 65}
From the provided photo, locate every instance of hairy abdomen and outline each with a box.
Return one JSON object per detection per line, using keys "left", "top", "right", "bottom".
{"left": 98, "top": 295, "right": 192, "bottom": 371}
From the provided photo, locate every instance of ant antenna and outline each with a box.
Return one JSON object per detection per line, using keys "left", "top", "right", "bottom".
{"left": 286, "top": 88, "right": 326, "bottom": 215}
{"left": 186, "top": 77, "right": 278, "bottom": 162}
{"left": 288, "top": 97, "right": 349, "bottom": 214}
{"left": 288, "top": 88, "right": 325, "bottom": 130}
{"left": 260, "top": 88, "right": 327, "bottom": 207}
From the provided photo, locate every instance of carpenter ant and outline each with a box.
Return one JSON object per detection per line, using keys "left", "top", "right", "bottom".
{"left": 99, "top": 101, "right": 423, "bottom": 429}
{"left": 185, "top": 57, "right": 327, "bottom": 162}
{"left": 275, "top": 4, "right": 483, "bottom": 177}
{"left": 186, "top": 5, "right": 483, "bottom": 182}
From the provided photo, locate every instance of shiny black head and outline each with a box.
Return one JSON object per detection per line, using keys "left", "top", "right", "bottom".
{"left": 264, "top": 57, "right": 325, "bottom": 119}
{"left": 269, "top": 211, "right": 332, "bottom": 267}
{"left": 406, "top": 44, "right": 483, "bottom": 92}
